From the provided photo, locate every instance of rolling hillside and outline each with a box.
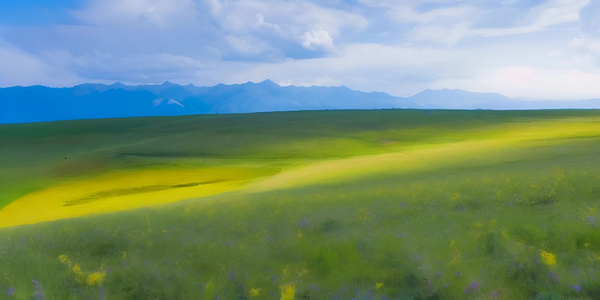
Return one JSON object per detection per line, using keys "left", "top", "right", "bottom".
{"left": 1, "top": 109, "right": 600, "bottom": 298}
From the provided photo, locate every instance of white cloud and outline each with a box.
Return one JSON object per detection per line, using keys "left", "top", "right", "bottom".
{"left": 409, "top": 23, "right": 470, "bottom": 45}
{"left": 580, "top": 0, "right": 600, "bottom": 35}
{"left": 302, "top": 30, "right": 334, "bottom": 49}
{"left": 0, "top": 41, "right": 81, "bottom": 87}
{"left": 224, "top": 35, "right": 269, "bottom": 55}
{"left": 208, "top": 0, "right": 367, "bottom": 51}
{"left": 569, "top": 37, "right": 586, "bottom": 48}
{"left": 472, "top": 0, "right": 588, "bottom": 37}
{"left": 74, "top": 0, "right": 199, "bottom": 27}
{"left": 433, "top": 66, "right": 600, "bottom": 100}
{"left": 70, "top": 51, "right": 204, "bottom": 82}
{"left": 393, "top": 5, "right": 477, "bottom": 25}
{"left": 255, "top": 13, "right": 283, "bottom": 33}
{"left": 569, "top": 0, "right": 600, "bottom": 64}
{"left": 206, "top": 0, "right": 222, "bottom": 14}
{"left": 358, "top": 0, "right": 587, "bottom": 45}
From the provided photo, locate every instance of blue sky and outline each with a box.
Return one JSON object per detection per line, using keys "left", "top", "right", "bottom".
{"left": 1, "top": 0, "right": 599, "bottom": 100}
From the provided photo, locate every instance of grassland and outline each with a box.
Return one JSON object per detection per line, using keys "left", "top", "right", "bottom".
{"left": 1, "top": 109, "right": 600, "bottom": 299}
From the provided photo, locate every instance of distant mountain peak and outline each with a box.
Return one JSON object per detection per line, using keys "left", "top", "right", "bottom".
{"left": 258, "top": 79, "right": 278, "bottom": 86}
{"left": 242, "top": 79, "right": 280, "bottom": 88}
{"left": 110, "top": 82, "right": 126, "bottom": 88}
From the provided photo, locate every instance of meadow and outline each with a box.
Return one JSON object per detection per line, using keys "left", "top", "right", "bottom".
{"left": 1, "top": 109, "right": 600, "bottom": 299}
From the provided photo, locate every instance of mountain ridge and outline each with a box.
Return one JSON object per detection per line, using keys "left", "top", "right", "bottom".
{"left": 1, "top": 81, "right": 600, "bottom": 123}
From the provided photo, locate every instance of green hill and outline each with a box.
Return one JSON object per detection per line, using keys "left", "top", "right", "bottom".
{"left": 1, "top": 109, "right": 600, "bottom": 298}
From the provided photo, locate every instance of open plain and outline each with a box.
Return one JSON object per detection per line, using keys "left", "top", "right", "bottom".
{"left": 1, "top": 109, "right": 600, "bottom": 298}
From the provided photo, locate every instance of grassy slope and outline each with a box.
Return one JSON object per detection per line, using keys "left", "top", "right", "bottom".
{"left": 1, "top": 109, "right": 600, "bottom": 298}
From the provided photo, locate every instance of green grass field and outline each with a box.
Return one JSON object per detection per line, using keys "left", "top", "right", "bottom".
{"left": 1, "top": 109, "right": 600, "bottom": 299}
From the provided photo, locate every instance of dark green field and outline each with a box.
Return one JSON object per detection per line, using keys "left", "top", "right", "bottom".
{"left": 1, "top": 109, "right": 600, "bottom": 299}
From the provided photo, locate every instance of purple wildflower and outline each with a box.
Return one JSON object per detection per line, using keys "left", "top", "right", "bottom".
{"left": 469, "top": 281, "right": 480, "bottom": 290}
{"left": 32, "top": 280, "right": 45, "bottom": 300}
{"left": 456, "top": 271, "right": 461, "bottom": 276}
{"left": 491, "top": 291, "right": 500, "bottom": 298}
{"left": 99, "top": 286, "right": 106, "bottom": 300}
{"left": 588, "top": 216, "right": 596, "bottom": 225}
{"left": 549, "top": 272, "right": 558, "bottom": 282}
{"left": 7, "top": 287, "right": 15, "bottom": 296}
{"left": 435, "top": 271, "right": 442, "bottom": 278}
{"left": 228, "top": 271, "right": 234, "bottom": 281}
{"left": 571, "top": 284, "right": 581, "bottom": 292}
{"left": 465, "top": 281, "right": 480, "bottom": 294}
{"left": 297, "top": 219, "right": 310, "bottom": 227}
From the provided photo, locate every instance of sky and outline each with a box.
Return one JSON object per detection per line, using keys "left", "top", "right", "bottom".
{"left": 1, "top": 0, "right": 600, "bottom": 100}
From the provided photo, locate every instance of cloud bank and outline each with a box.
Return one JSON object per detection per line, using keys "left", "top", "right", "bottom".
{"left": 1, "top": 0, "right": 600, "bottom": 100}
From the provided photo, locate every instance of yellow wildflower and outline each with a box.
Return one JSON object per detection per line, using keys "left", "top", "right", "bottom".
{"left": 541, "top": 251, "right": 557, "bottom": 266}
{"left": 450, "top": 192, "right": 461, "bottom": 201}
{"left": 58, "top": 255, "right": 70, "bottom": 264}
{"left": 86, "top": 271, "right": 106, "bottom": 286}
{"left": 249, "top": 288, "right": 261, "bottom": 297}
{"left": 72, "top": 264, "right": 84, "bottom": 276}
{"left": 71, "top": 264, "right": 87, "bottom": 283}
{"left": 280, "top": 283, "right": 295, "bottom": 300}
{"left": 297, "top": 230, "right": 303, "bottom": 238}
{"left": 376, "top": 283, "right": 384, "bottom": 289}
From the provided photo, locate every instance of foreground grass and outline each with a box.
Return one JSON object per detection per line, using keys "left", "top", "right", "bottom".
{"left": 1, "top": 109, "right": 600, "bottom": 298}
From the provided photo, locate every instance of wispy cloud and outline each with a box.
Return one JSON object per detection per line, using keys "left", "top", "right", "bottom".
{"left": 0, "top": 39, "right": 81, "bottom": 87}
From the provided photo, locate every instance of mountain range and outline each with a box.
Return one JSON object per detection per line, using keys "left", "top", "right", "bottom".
{"left": 1, "top": 80, "right": 600, "bottom": 123}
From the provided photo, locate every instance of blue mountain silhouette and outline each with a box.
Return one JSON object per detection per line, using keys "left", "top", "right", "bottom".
{"left": 2, "top": 81, "right": 600, "bottom": 123}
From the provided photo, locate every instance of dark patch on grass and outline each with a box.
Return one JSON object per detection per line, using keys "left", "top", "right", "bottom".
{"left": 513, "top": 225, "right": 546, "bottom": 244}
{"left": 63, "top": 179, "right": 227, "bottom": 207}
{"left": 485, "top": 232, "right": 502, "bottom": 257}
{"left": 117, "top": 152, "right": 200, "bottom": 159}
{"left": 90, "top": 240, "right": 119, "bottom": 258}
{"left": 530, "top": 195, "right": 558, "bottom": 206}
{"left": 506, "top": 260, "right": 545, "bottom": 297}
{"left": 453, "top": 202, "right": 466, "bottom": 212}
{"left": 318, "top": 219, "right": 342, "bottom": 234}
